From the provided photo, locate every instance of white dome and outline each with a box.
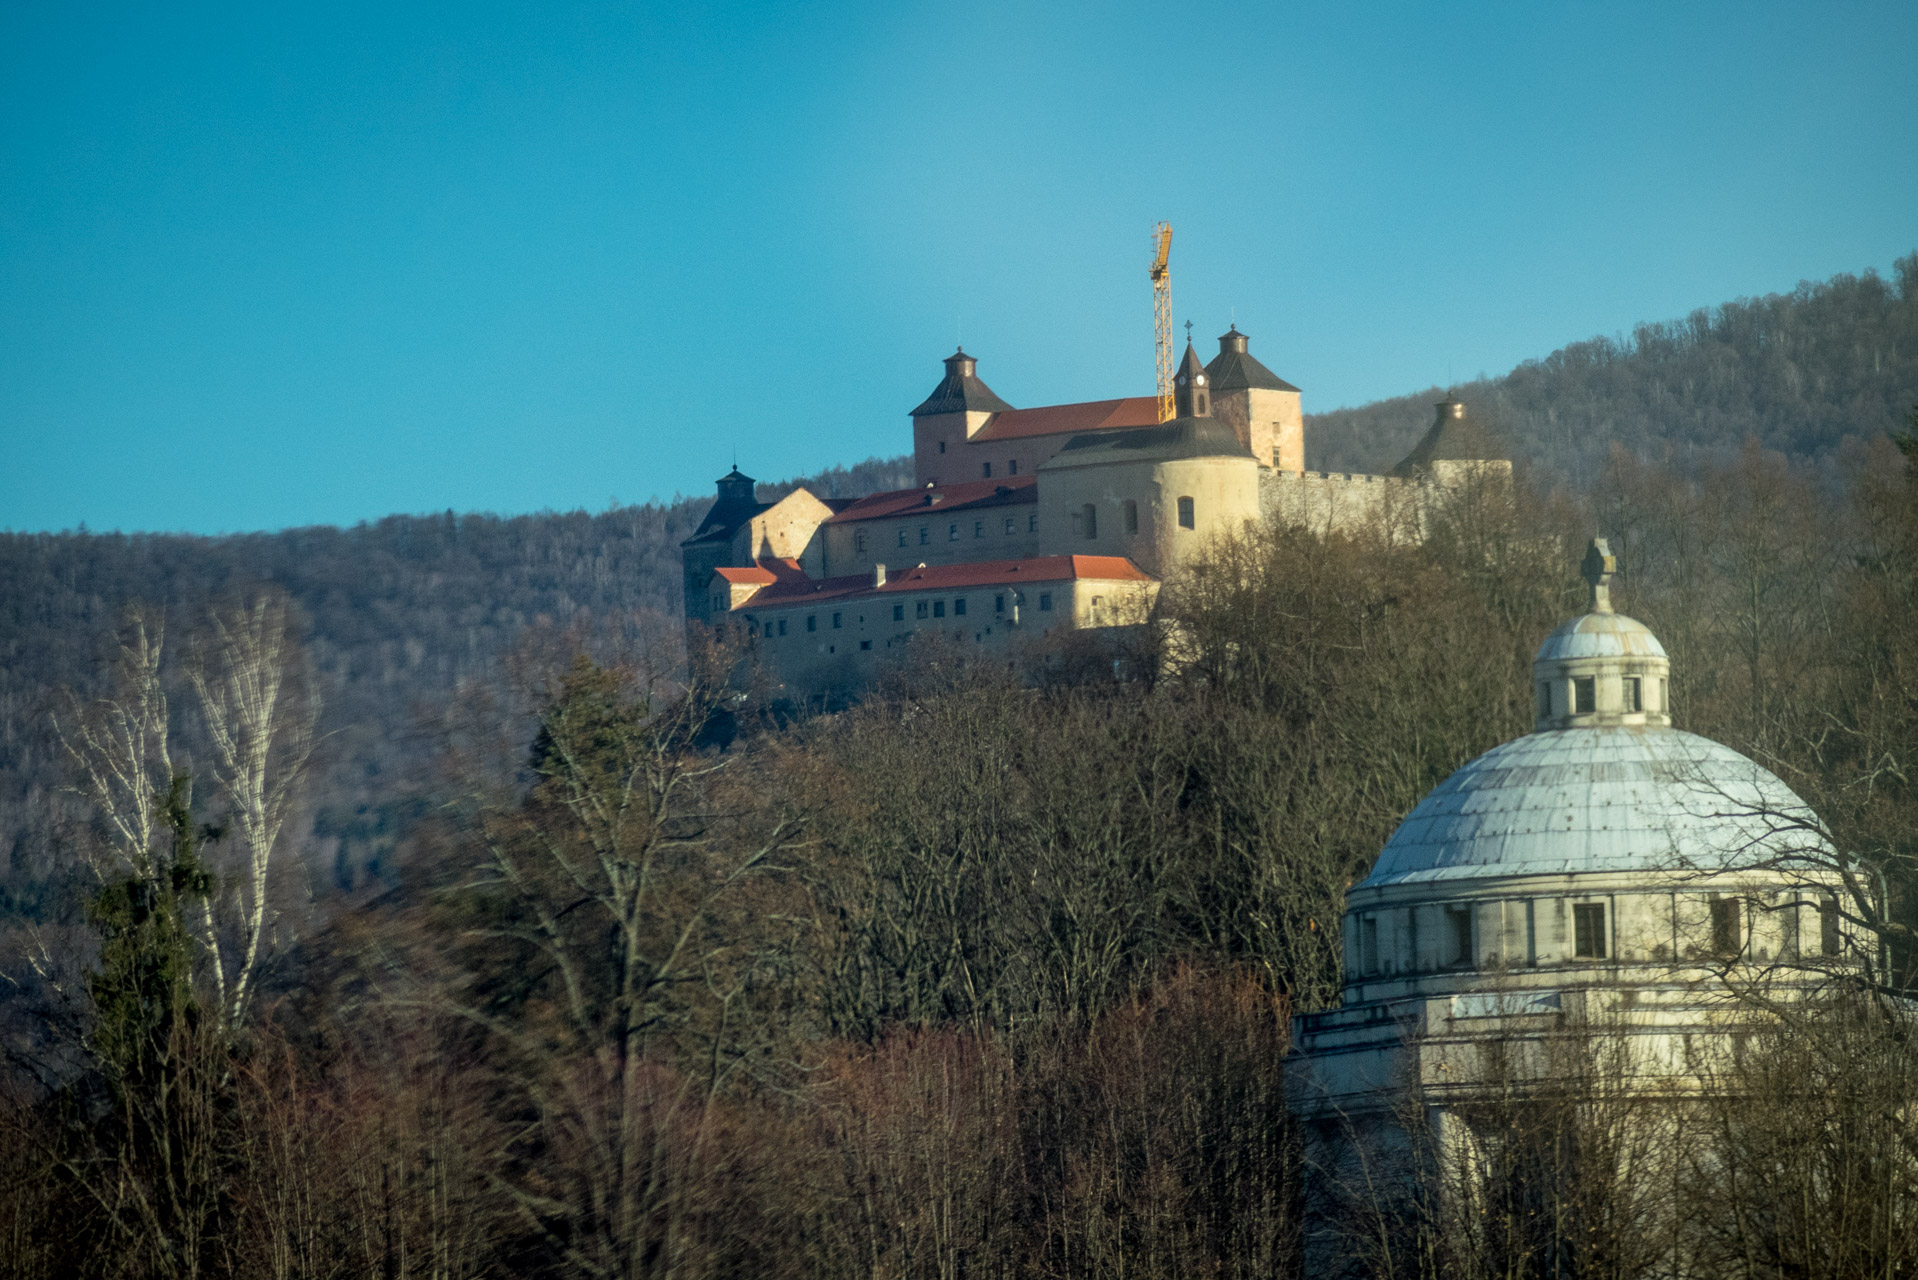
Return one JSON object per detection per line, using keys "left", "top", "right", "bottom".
{"left": 1363, "top": 727, "right": 1825, "bottom": 888}
{"left": 1535, "top": 612, "right": 1668, "bottom": 663}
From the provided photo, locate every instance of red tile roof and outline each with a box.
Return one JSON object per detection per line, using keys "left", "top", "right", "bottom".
{"left": 734, "top": 555, "right": 1154, "bottom": 610}
{"left": 712, "top": 558, "right": 807, "bottom": 587}
{"left": 968, "top": 396, "right": 1159, "bottom": 443}
{"left": 825, "top": 475, "right": 1036, "bottom": 523}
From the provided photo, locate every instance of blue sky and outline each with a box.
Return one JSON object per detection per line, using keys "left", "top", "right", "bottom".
{"left": 3, "top": 0, "right": 1914, "bottom": 534}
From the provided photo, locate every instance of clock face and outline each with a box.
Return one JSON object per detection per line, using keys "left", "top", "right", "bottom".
{"left": 1176, "top": 375, "right": 1187, "bottom": 385}
{"left": 1196, "top": 375, "right": 1206, "bottom": 386}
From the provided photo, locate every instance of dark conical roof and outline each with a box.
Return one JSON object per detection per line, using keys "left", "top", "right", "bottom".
{"left": 910, "top": 347, "right": 1015, "bottom": 417}
{"left": 1173, "top": 340, "right": 1211, "bottom": 417}
{"left": 1391, "top": 396, "right": 1508, "bottom": 476}
{"left": 1048, "top": 414, "right": 1254, "bottom": 466}
{"left": 1205, "top": 326, "right": 1299, "bottom": 393}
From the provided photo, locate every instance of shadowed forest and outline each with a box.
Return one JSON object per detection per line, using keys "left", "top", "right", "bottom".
{"left": 2, "top": 261, "right": 1918, "bottom": 1278}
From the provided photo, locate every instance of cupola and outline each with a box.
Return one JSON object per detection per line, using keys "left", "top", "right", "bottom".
{"left": 1172, "top": 341, "right": 1211, "bottom": 417}
{"left": 909, "top": 347, "right": 1015, "bottom": 417}
{"left": 714, "top": 466, "right": 756, "bottom": 507}
{"left": 1532, "top": 538, "right": 1672, "bottom": 729}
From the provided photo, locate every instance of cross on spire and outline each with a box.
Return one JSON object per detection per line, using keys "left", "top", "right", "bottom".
{"left": 1582, "top": 538, "right": 1617, "bottom": 614}
{"left": 1185, "top": 319, "right": 1193, "bottom": 346}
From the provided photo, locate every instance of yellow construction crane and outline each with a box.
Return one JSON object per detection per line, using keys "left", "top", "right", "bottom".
{"left": 1150, "top": 222, "right": 1174, "bottom": 422}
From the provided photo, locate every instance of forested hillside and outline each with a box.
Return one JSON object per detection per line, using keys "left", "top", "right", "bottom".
{"left": 3, "top": 255, "right": 1914, "bottom": 911}
{"left": 0, "top": 455, "right": 911, "bottom": 907}
{"left": 1306, "top": 253, "right": 1918, "bottom": 481}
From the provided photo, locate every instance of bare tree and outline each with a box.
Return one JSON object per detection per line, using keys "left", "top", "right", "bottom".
{"left": 52, "top": 606, "right": 176, "bottom": 884}
{"left": 185, "top": 592, "right": 319, "bottom": 1028}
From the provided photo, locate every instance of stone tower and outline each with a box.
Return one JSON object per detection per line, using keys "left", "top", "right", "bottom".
{"left": 1206, "top": 326, "right": 1303, "bottom": 471}
{"left": 908, "top": 348, "right": 1014, "bottom": 487}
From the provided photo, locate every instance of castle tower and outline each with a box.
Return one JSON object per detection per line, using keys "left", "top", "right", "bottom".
{"left": 909, "top": 348, "right": 1014, "bottom": 486}
{"left": 1206, "top": 326, "right": 1303, "bottom": 471}
{"left": 1038, "top": 341, "right": 1258, "bottom": 576}
{"left": 1390, "top": 394, "right": 1508, "bottom": 483}
{"left": 1173, "top": 340, "right": 1211, "bottom": 418}
{"left": 680, "top": 467, "right": 766, "bottom": 624}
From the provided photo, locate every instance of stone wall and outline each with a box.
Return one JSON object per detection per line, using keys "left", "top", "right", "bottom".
{"left": 1259, "top": 469, "right": 1421, "bottom": 543}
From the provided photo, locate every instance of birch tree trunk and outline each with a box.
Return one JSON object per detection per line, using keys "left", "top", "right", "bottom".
{"left": 187, "top": 591, "right": 318, "bottom": 1030}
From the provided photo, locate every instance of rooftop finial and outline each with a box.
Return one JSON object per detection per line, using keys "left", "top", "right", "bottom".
{"left": 1184, "top": 319, "right": 1193, "bottom": 346}
{"left": 1582, "top": 537, "right": 1617, "bottom": 614}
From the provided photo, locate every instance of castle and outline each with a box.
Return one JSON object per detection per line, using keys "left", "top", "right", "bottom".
{"left": 683, "top": 329, "right": 1511, "bottom": 697}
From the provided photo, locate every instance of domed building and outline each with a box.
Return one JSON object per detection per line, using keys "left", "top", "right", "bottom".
{"left": 1287, "top": 540, "right": 1851, "bottom": 1171}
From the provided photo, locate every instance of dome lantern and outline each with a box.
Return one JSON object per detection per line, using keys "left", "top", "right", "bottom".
{"left": 1532, "top": 537, "right": 1671, "bottom": 731}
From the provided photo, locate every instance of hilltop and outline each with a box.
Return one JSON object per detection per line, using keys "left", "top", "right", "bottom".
{"left": 2, "top": 256, "right": 1914, "bottom": 903}
{"left": 1307, "top": 253, "right": 1918, "bottom": 482}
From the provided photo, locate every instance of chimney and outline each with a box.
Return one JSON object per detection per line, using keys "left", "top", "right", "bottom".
{"left": 872, "top": 564, "right": 887, "bottom": 589}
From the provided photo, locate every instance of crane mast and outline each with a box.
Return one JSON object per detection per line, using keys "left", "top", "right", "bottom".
{"left": 1150, "top": 222, "right": 1174, "bottom": 422}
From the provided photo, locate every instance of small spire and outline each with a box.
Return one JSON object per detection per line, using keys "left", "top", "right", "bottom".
{"left": 1582, "top": 538, "right": 1617, "bottom": 614}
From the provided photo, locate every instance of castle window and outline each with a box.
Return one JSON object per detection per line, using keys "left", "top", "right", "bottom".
{"left": 860, "top": 639, "right": 872, "bottom": 650}
{"left": 776, "top": 619, "right": 787, "bottom": 637}
{"left": 898, "top": 529, "right": 908, "bottom": 548}
{"left": 994, "top": 594, "right": 1005, "bottom": 614}
{"left": 982, "top": 462, "right": 991, "bottom": 478}
{"left": 1445, "top": 906, "right": 1473, "bottom": 967}
{"left": 1820, "top": 894, "right": 1842, "bottom": 955}
{"left": 806, "top": 615, "right": 816, "bottom": 632}
{"left": 974, "top": 521, "right": 984, "bottom": 537}
{"left": 1360, "top": 915, "right": 1380, "bottom": 975}
{"left": 919, "top": 527, "right": 930, "bottom": 545}
{"left": 1028, "top": 514, "right": 1038, "bottom": 533}
{"left": 916, "top": 601, "right": 929, "bottom": 619}
{"left": 1009, "top": 459, "right": 1018, "bottom": 475}
{"left": 933, "top": 601, "right": 945, "bottom": 618}
{"left": 1038, "top": 593, "right": 1053, "bottom": 611}
{"left": 1710, "top": 896, "right": 1743, "bottom": 958}
{"left": 893, "top": 604, "right": 904, "bottom": 622}
{"left": 949, "top": 523, "right": 959, "bottom": 541}
{"left": 855, "top": 530, "right": 868, "bottom": 554}
{"left": 831, "top": 612, "right": 841, "bottom": 629}
{"left": 1123, "top": 499, "right": 1138, "bottom": 534}
{"left": 1005, "top": 518, "right": 1016, "bottom": 535}
{"left": 1625, "top": 676, "right": 1642, "bottom": 711}
{"left": 954, "top": 598, "right": 967, "bottom": 616}
{"left": 1177, "top": 496, "right": 1195, "bottom": 529}
{"left": 1573, "top": 677, "right": 1596, "bottom": 714}
{"left": 938, "top": 441, "right": 945, "bottom": 454}
{"left": 1081, "top": 504, "right": 1097, "bottom": 539}
{"left": 1573, "top": 903, "right": 1607, "bottom": 959}
{"left": 764, "top": 622, "right": 773, "bottom": 638}
{"left": 1538, "top": 682, "right": 1552, "bottom": 717}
